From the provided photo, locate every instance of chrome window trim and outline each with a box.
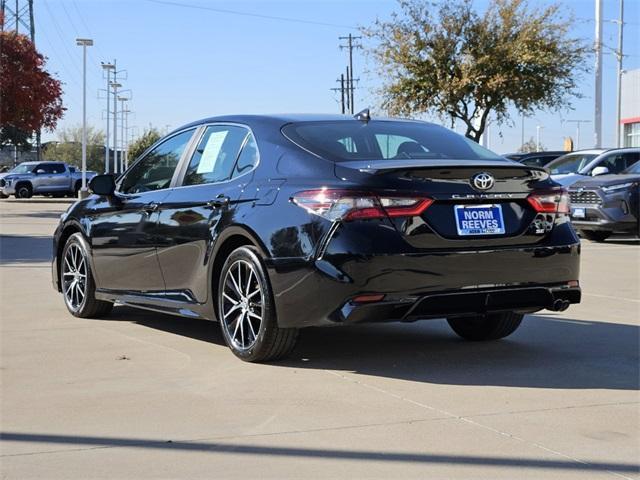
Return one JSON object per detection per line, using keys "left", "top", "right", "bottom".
{"left": 171, "top": 121, "right": 261, "bottom": 190}
{"left": 115, "top": 126, "right": 198, "bottom": 197}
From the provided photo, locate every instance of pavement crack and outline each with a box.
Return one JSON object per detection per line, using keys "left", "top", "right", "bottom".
{"left": 323, "top": 370, "right": 636, "bottom": 480}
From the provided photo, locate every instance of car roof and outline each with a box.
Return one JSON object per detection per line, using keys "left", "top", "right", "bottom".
{"left": 173, "top": 113, "right": 435, "bottom": 133}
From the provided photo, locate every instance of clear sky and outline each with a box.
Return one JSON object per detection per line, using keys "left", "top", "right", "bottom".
{"left": 34, "top": 0, "right": 639, "bottom": 154}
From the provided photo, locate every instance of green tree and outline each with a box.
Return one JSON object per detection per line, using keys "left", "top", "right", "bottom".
{"left": 363, "top": 0, "right": 588, "bottom": 142}
{"left": 128, "top": 127, "right": 162, "bottom": 162}
{"left": 42, "top": 125, "right": 105, "bottom": 172}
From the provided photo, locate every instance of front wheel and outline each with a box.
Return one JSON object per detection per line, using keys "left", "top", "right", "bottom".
{"left": 447, "top": 312, "right": 524, "bottom": 341}
{"left": 14, "top": 183, "right": 32, "bottom": 199}
{"left": 61, "top": 233, "right": 113, "bottom": 318}
{"left": 218, "top": 246, "right": 298, "bottom": 362}
{"left": 581, "top": 230, "right": 611, "bottom": 242}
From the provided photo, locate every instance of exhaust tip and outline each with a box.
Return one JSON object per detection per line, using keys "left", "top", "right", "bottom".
{"left": 552, "top": 299, "right": 570, "bottom": 312}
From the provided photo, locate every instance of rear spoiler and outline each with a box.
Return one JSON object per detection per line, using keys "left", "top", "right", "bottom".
{"left": 337, "top": 159, "right": 541, "bottom": 174}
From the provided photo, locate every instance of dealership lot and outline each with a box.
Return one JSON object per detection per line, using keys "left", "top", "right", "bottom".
{"left": 0, "top": 199, "right": 638, "bottom": 479}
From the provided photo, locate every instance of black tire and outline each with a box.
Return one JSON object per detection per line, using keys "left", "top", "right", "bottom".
{"left": 218, "top": 246, "right": 298, "bottom": 362}
{"left": 447, "top": 312, "right": 524, "bottom": 341}
{"left": 61, "top": 233, "right": 113, "bottom": 318}
{"left": 581, "top": 230, "right": 611, "bottom": 242}
{"left": 14, "top": 183, "right": 32, "bottom": 199}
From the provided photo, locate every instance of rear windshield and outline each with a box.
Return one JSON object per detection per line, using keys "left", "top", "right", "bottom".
{"left": 547, "top": 153, "right": 599, "bottom": 174}
{"left": 282, "top": 120, "right": 503, "bottom": 162}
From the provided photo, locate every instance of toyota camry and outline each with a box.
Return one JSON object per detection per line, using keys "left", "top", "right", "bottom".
{"left": 52, "top": 113, "right": 581, "bottom": 362}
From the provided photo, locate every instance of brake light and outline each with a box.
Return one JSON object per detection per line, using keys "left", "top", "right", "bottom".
{"left": 527, "top": 190, "right": 570, "bottom": 214}
{"left": 291, "top": 189, "right": 433, "bottom": 222}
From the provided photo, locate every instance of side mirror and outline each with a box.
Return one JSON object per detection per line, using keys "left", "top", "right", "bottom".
{"left": 89, "top": 174, "right": 116, "bottom": 196}
{"left": 591, "top": 166, "right": 609, "bottom": 176}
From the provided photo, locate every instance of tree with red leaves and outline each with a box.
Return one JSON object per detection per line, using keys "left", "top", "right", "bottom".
{"left": 0, "top": 30, "right": 64, "bottom": 151}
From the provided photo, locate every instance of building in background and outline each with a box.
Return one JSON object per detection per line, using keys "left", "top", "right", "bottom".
{"left": 621, "top": 69, "right": 640, "bottom": 147}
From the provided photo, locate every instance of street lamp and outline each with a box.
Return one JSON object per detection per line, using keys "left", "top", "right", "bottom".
{"left": 101, "top": 62, "right": 115, "bottom": 174}
{"left": 76, "top": 38, "right": 93, "bottom": 198}
{"left": 110, "top": 82, "right": 122, "bottom": 173}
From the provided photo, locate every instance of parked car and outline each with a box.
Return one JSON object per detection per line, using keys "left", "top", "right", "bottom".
{"left": 503, "top": 151, "right": 566, "bottom": 167}
{"left": 51, "top": 113, "right": 581, "bottom": 362}
{"left": 546, "top": 148, "right": 640, "bottom": 187}
{"left": 0, "top": 161, "right": 97, "bottom": 199}
{"left": 569, "top": 160, "right": 640, "bottom": 242}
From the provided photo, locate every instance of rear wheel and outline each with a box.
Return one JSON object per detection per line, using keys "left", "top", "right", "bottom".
{"left": 218, "top": 246, "right": 298, "bottom": 362}
{"left": 61, "top": 233, "right": 113, "bottom": 318}
{"left": 14, "top": 183, "right": 32, "bottom": 199}
{"left": 581, "top": 230, "right": 611, "bottom": 242}
{"left": 447, "top": 312, "right": 523, "bottom": 341}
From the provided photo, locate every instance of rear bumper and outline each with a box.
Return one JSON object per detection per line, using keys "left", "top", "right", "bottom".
{"left": 336, "top": 284, "right": 580, "bottom": 324}
{"left": 269, "top": 234, "right": 581, "bottom": 328}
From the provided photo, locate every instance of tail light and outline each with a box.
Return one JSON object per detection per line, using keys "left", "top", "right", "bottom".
{"left": 291, "top": 189, "right": 433, "bottom": 222}
{"left": 527, "top": 189, "right": 570, "bottom": 214}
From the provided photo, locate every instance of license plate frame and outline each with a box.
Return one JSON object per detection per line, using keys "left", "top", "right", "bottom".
{"left": 454, "top": 204, "right": 506, "bottom": 236}
{"left": 572, "top": 207, "right": 586, "bottom": 219}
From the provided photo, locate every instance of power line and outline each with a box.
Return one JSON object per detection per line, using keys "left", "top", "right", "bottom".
{"left": 145, "top": 0, "right": 358, "bottom": 30}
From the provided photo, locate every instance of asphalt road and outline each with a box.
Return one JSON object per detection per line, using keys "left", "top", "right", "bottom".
{"left": 1, "top": 199, "right": 638, "bottom": 479}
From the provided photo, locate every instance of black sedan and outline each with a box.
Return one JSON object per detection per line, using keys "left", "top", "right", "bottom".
{"left": 569, "top": 161, "right": 640, "bottom": 242}
{"left": 52, "top": 113, "right": 581, "bottom": 362}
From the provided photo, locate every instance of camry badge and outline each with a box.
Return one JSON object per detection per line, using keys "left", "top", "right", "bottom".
{"left": 471, "top": 172, "right": 495, "bottom": 191}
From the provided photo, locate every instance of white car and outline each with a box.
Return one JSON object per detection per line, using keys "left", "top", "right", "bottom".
{"left": 547, "top": 148, "right": 640, "bottom": 187}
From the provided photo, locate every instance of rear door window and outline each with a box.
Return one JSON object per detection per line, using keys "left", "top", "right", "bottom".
{"left": 183, "top": 125, "right": 250, "bottom": 186}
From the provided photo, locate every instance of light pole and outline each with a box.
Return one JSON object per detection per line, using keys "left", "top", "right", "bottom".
{"left": 615, "top": 0, "right": 624, "bottom": 147}
{"left": 536, "top": 125, "right": 543, "bottom": 151}
{"left": 110, "top": 82, "right": 122, "bottom": 173}
{"left": 101, "top": 62, "right": 115, "bottom": 173}
{"left": 594, "top": 0, "right": 603, "bottom": 147}
{"left": 76, "top": 38, "right": 93, "bottom": 198}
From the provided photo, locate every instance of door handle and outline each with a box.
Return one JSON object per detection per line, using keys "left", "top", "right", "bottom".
{"left": 143, "top": 202, "right": 160, "bottom": 213}
{"left": 206, "top": 195, "right": 230, "bottom": 209}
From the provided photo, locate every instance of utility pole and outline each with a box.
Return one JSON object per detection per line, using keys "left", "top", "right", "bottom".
{"left": 117, "top": 96, "right": 131, "bottom": 172}
{"left": 615, "top": 0, "right": 625, "bottom": 147}
{"left": 340, "top": 74, "right": 345, "bottom": 114}
{"left": 345, "top": 67, "right": 351, "bottom": 113}
{"left": 565, "top": 120, "right": 591, "bottom": 150}
{"left": 339, "top": 34, "right": 362, "bottom": 114}
{"left": 101, "top": 61, "right": 115, "bottom": 173}
{"left": 330, "top": 74, "right": 346, "bottom": 114}
{"left": 76, "top": 38, "right": 93, "bottom": 198}
{"left": 110, "top": 82, "right": 121, "bottom": 173}
{"left": 594, "top": 0, "right": 603, "bottom": 147}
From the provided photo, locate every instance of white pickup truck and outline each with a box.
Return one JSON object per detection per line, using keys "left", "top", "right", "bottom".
{"left": 0, "top": 161, "right": 97, "bottom": 199}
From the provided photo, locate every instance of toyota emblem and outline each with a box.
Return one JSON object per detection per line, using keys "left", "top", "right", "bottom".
{"left": 471, "top": 172, "right": 495, "bottom": 191}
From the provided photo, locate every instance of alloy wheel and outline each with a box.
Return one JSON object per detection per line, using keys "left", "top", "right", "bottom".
{"left": 62, "top": 243, "right": 87, "bottom": 311}
{"left": 221, "top": 259, "right": 264, "bottom": 350}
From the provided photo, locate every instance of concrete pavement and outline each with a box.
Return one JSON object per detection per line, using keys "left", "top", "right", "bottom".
{"left": 1, "top": 199, "right": 638, "bottom": 479}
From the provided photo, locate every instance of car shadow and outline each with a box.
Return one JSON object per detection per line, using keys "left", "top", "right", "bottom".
{"left": 99, "top": 307, "right": 639, "bottom": 391}
{"left": 0, "top": 235, "right": 53, "bottom": 264}
{"left": 105, "top": 306, "right": 227, "bottom": 347}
